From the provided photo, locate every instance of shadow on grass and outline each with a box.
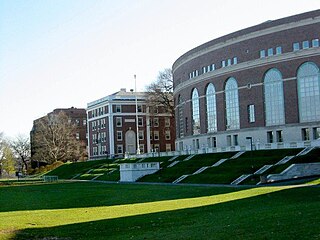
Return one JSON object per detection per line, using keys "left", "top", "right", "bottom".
{"left": 0, "top": 182, "right": 244, "bottom": 213}
{"left": 10, "top": 185, "right": 320, "bottom": 240}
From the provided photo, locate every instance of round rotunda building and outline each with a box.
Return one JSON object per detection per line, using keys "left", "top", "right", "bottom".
{"left": 173, "top": 10, "right": 320, "bottom": 152}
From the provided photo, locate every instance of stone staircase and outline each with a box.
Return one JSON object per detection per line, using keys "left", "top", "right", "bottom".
{"left": 254, "top": 165, "right": 273, "bottom": 175}
{"left": 172, "top": 175, "right": 189, "bottom": 184}
{"left": 296, "top": 147, "right": 314, "bottom": 156}
{"left": 274, "top": 156, "right": 295, "bottom": 165}
{"left": 231, "top": 174, "right": 252, "bottom": 185}
{"left": 168, "top": 156, "right": 179, "bottom": 162}
{"left": 183, "top": 154, "right": 196, "bottom": 161}
{"left": 212, "top": 158, "right": 228, "bottom": 167}
{"left": 172, "top": 158, "right": 232, "bottom": 184}
{"left": 230, "top": 151, "right": 245, "bottom": 159}
{"left": 167, "top": 161, "right": 180, "bottom": 168}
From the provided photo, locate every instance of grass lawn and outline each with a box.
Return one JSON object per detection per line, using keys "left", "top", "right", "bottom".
{"left": 139, "top": 152, "right": 235, "bottom": 183}
{"left": 184, "top": 149, "right": 301, "bottom": 184}
{"left": 0, "top": 182, "right": 319, "bottom": 240}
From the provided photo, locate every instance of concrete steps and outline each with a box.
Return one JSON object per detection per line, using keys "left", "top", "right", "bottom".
{"left": 254, "top": 165, "right": 273, "bottom": 175}
{"left": 167, "top": 161, "right": 180, "bottom": 168}
{"left": 183, "top": 154, "right": 196, "bottom": 161}
{"left": 230, "top": 151, "right": 245, "bottom": 159}
{"left": 231, "top": 174, "right": 252, "bottom": 185}
{"left": 212, "top": 158, "right": 228, "bottom": 167}
{"left": 172, "top": 175, "right": 189, "bottom": 184}
{"left": 275, "top": 156, "right": 295, "bottom": 165}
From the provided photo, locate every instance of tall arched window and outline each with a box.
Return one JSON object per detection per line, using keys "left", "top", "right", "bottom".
{"left": 177, "top": 95, "right": 184, "bottom": 138}
{"left": 225, "top": 78, "right": 240, "bottom": 130}
{"left": 264, "top": 68, "right": 285, "bottom": 126}
{"left": 297, "top": 62, "right": 320, "bottom": 122}
{"left": 192, "top": 88, "right": 200, "bottom": 135}
{"left": 206, "top": 83, "right": 217, "bottom": 132}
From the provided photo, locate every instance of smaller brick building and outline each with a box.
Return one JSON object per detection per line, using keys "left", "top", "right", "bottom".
{"left": 30, "top": 107, "right": 87, "bottom": 161}
{"left": 87, "top": 88, "right": 175, "bottom": 159}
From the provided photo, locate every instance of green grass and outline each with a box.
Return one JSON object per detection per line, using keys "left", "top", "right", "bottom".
{"left": 184, "top": 149, "right": 301, "bottom": 184}
{"left": 46, "top": 159, "right": 112, "bottom": 179}
{"left": 139, "top": 152, "right": 235, "bottom": 183}
{"left": 0, "top": 182, "right": 319, "bottom": 239}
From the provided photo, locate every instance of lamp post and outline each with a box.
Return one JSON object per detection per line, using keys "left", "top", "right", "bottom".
{"left": 134, "top": 74, "right": 140, "bottom": 155}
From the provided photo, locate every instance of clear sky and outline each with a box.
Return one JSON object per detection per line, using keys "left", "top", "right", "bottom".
{"left": 1, "top": 0, "right": 319, "bottom": 138}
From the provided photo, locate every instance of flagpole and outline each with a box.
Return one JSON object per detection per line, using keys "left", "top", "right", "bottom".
{"left": 134, "top": 74, "right": 140, "bottom": 155}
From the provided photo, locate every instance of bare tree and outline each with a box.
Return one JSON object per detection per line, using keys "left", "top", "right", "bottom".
{"left": 10, "top": 135, "right": 31, "bottom": 173}
{"left": 32, "top": 111, "right": 86, "bottom": 164}
{"left": 145, "top": 68, "right": 174, "bottom": 116}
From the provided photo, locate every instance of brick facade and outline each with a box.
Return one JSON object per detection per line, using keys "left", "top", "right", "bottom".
{"left": 87, "top": 89, "right": 175, "bottom": 159}
{"left": 173, "top": 10, "right": 320, "bottom": 151}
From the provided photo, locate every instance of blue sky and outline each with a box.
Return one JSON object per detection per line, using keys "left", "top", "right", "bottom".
{"left": 1, "top": 0, "right": 320, "bottom": 138}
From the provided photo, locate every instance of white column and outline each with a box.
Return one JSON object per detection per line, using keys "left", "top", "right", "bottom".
{"left": 108, "top": 102, "right": 115, "bottom": 156}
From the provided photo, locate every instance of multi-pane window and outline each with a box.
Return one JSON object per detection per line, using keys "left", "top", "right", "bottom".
{"left": 139, "top": 144, "right": 144, "bottom": 154}
{"left": 248, "top": 104, "right": 255, "bottom": 123}
{"left": 276, "top": 130, "right": 283, "bottom": 142}
{"left": 165, "top": 130, "right": 171, "bottom": 140}
{"left": 297, "top": 62, "right": 320, "bottom": 122}
{"left": 293, "top": 42, "right": 300, "bottom": 51}
{"left": 101, "top": 132, "right": 106, "bottom": 142}
{"left": 226, "top": 135, "right": 231, "bottom": 146}
{"left": 206, "top": 83, "right": 217, "bottom": 132}
{"left": 178, "top": 96, "right": 184, "bottom": 138}
{"left": 233, "top": 57, "right": 238, "bottom": 65}
{"left": 76, "top": 133, "right": 80, "bottom": 140}
{"left": 267, "top": 48, "right": 273, "bottom": 56}
{"left": 154, "top": 118, "right": 159, "bottom": 127}
{"left": 312, "top": 39, "right": 319, "bottom": 47}
{"left": 166, "top": 144, "right": 171, "bottom": 152}
{"left": 267, "top": 131, "right": 274, "bottom": 143}
{"left": 115, "top": 105, "right": 121, "bottom": 113}
{"left": 117, "top": 145, "right": 123, "bottom": 154}
{"left": 138, "top": 130, "right": 144, "bottom": 140}
{"left": 192, "top": 88, "right": 201, "bottom": 135}
{"left": 222, "top": 60, "right": 226, "bottom": 68}
{"left": 93, "top": 147, "right": 98, "bottom": 156}
{"left": 225, "top": 78, "right": 240, "bottom": 130}
{"left": 302, "top": 40, "right": 310, "bottom": 49}
{"left": 264, "top": 68, "right": 285, "bottom": 126}
{"left": 154, "top": 131, "right": 159, "bottom": 140}
{"left": 101, "top": 119, "right": 106, "bottom": 129}
{"left": 260, "top": 50, "right": 266, "bottom": 58}
{"left": 313, "top": 127, "right": 320, "bottom": 139}
{"left": 116, "top": 117, "right": 122, "bottom": 127}
{"left": 302, "top": 128, "right": 310, "bottom": 141}
{"left": 138, "top": 117, "right": 143, "bottom": 127}
{"left": 83, "top": 119, "right": 87, "bottom": 126}
{"left": 233, "top": 135, "right": 238, "bottom": 146}
{"left": 154, "top": 144, "right": 160, "bottom": 152}
{"left": 165, "top": 117, "right": 170, "bottom": 127}
{"left": 117, "top": 131, "right": 122, "bottom": 141}
{"left": 137, "top": 105, "right": 143, "bottom": 113}
{"left": 276, "top": 46, "right": 282, "bottom": 55}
